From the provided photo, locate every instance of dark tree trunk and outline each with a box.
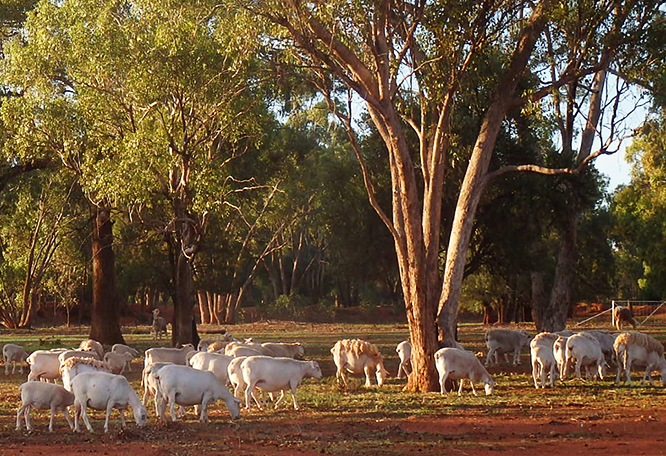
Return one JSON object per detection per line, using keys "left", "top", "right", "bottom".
{"left": 170, "top": 215, "right": 200, "bottom": 348}
{"left": 89, "top": 206, "right": 125, "bottom": 345}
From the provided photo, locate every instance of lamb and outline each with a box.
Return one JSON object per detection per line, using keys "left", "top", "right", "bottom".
{"left": 60, "top": 357, "right": 109, "bottom": 391}
{"left": 484, "top": 328, "right": 532, "bottom": 366}
{"left": 613, "top": 305, "right": 638, "bottom": 331}
{"left": 331, "top": 339, "right": 388, "bottom": 387}
{"left": 78, "top": 339, "right": 104, "bottom": 360}
{"left": 16, "top": 381, "right": 75, "bottom": 432}
{"left": 529, "top": 332, "right": 559, "bottom": 388}
{"left": 565, "top": 333, "right": 606, "bottom": 380}
{"left": 241, "top": 356, "right": 323, "bottom": 410}
{"left": 110, "top": 344, "right": 140, "bottom": 372}
{"left": 144, "top": 344, "right": 195, "bottom": 368}
{"left": 189, "top": 351, "right": 234, "bottom": 385}
{"left": 396, "top": 340, "right": 412, "bottom": 379}
{"left": 71, "top": 371, "right": 147, "bottom": 433}
{"left": 613, "top": 332, "right": 666, "bottom": 386}
{"left": 434, "top": 347, "right": 494, "bottom": 396}
{"left": 103, "top": 352, "right": 134, "bottom": 375}
{"left": 152, "top": 364, "right": 241, "bottom": 422}
{"left": 152, "top": 309, "right": 168, "bottom": 340}
{"left": 27, "top": 350, "right": 63, "bottom": 383}
{"left": 260, "top": 342, "right": 305, "bottom": 358}
{"left": 3, "top": 343, "right": 29, "bottom": 375}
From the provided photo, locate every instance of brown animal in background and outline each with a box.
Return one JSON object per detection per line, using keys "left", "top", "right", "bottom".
{"left": 613, "top": 306, "right": 638, "bottom": 331}
{"left": 152, "top": 309, "right": 168, "bottom": 340}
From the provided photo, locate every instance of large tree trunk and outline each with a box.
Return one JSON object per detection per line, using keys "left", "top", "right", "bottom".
{"left": 89, "top": 206, "right": 125, "bottom": 345}
{"left": 530, "top": 271, "right": 547, "bottom": 330}
{"left": 198, "top": 291, "right": 210, "bottom": 324}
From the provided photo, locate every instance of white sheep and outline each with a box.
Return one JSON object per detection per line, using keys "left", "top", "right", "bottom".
{"left": 553, "top": 335, "right": 570, "bottom": 379}
{"left": 27, "top": 350, "right": 63, "bottom": 383}
{"left": 579, "top": 330, "right": 618, "bottom": 365}
{"left": 152, "top": 309, "right": 168, "bottom": 340}
{"left": 225, "top": 340, "right": 276, "bottom": 357}
{"left": 260, "top": 342, "right": 305, "bottom": 358}
{"left": 3, "top": 343, "right": 29, "bottom": 375}
{"left": 78, "top": 339, "right": 104, "bottom": 360}
{"left": 331, "top": 339, "right": 388, "bottom": 387}
{"left": 152, "top": 364, "right": 241, "bottom": 422}
{"left": 104, "top": 352, "right": 134, "bottom": 375}
{"left": 530, "top": 332, "right": 559, "bottom": 388}
{"left": 58, "top": 350, "right": 100, "bottom": 366}
{"left": 198, "top": 333, "right": 237, "bottom": 352}
{"left": 241, "top": 356, "right": 323, "bottom": 410}
{"left": 144, "top": 344, "right": 195, "bottom": 368}
{"left": 565, "top": 333, "right": 606, "bottom": 381}
{"left": 71, "top": 371, "right": 147, "bottom": 433}
{"left": 396, "top": 340, "right": 412, "bottom": 379}
{"left": 110, "top": 344, "right": 140, "bottom": 372}
{"left": 484, "top": 328, "right": 532, "bottom": 366}
{"left": 60, "top": 357, "right": 110, "bottom": 391}
{"left": 227, "top": 356, "right": 248, "bottom": 401}
{"left": 434, "top": 347, "right": 494, "bottom": 396}
{"left": 613, "top": 332, "right": 666, "bottom": 386}
{"left": 16, "top": 381, "right": 75, "bottom": 432}
{"left": 189, "top": 351, "right": 233, "bottom": 385}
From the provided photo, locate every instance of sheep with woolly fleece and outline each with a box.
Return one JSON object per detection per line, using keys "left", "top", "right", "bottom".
{"left": 484, "top": 328, "right": 532, "bottom": 366}
{"left": 331, "top": 339, "right": 388, "bottom": 387}
{"left": 144, "top": 344, "right": 195, "bottom": 368}
{"left": 103, "top": 352, "right": 134, "bottom": 375}
{"left": 553, "top": 335, "right": 570, "bottom": 379}
{"left": 189, "top": 351, "right": 234, "bottom": 385}
{"left": 3, "top": 343, "right": 28, "bottom": 375}
{"left": 530, "top": 332, "right": 559, "bottom": 388}
{"left": 110, "top": 344, "right": 140, "bottom": 372}
{"left": 613, "top": 305, "right": 638, "bottom": 331}
{"left": 613, "top": 332, "right": 666, "bottom": 386}
{"left": 241, "top": 356, "right": 323, "bottom": 410}
{"left": 60, "top": 357, "right": 109, "bottom": 391}
{"left": 72, "top": 371, "right": 147, "bottom": 433}
{"left": 152, "top": 309, "right": 168, "bottom": 340}
{"left": 58, "top": 350, "right": 100, "bottom": 367}
{"left": 565, "top": 333, "right": 606, "bottom": 381}
{"left": 27, "top": 350, "right": 63, "bottom": 383}
{"left": 207, "top": 341, "right": 233, "bottom": 353}
{"left": 435, "top": 347, "right": 494, "bottom": 396}
{"left": 153, "top": 364, "right": 241, "bottom": 422}
{"left": 260, "top": 342, "right": 305, "bottom": 359}
{"left": 78, "top": 339, "right": 104, "bottom": 360}
{"left": 396, "top": 340, "right": 412, "bottom": 379}
{"left": 16, "top": 381, "right": 75, "bottom": 432}
{"left": 198, "top": 333, "right": 237, "bottom": 352}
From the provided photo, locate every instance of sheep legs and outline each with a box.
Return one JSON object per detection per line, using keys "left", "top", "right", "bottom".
{"left": 16, "top": 404, "right": 31, "bottom": 431}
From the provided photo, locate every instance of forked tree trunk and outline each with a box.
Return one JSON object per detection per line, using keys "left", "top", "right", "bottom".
{"left": 89, "top": 206, "right": 125, "bottom": 345}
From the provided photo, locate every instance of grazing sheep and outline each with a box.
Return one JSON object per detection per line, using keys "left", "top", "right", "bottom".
{"left": 434, "top": 347, "right": 494, "bottom": 396}
{"left": 103, "top": 352, "right": 134, "bottom": 375}
{"left": 72, "top": 371, "right": 147, "bottom": 433}
{"left": 27, "top": 350, "right": 63, "bottom": 383}
{"left": 152, "top": 309, "right": 168, "bottom": 340}
{"left": 331, "top": 339, "right": 388, "bottom": 387}
{"left": 530, "top": 333, "right": 559, "bottom": 388}
{"left": 16, "top": 381, "right": 75, "bottom": 432}
{"left": 484, "top": 328, "right": 532, "bottom": 366}
{"left": 60, "top": 357, "right": 109, "bottom": 391}
{"left": 579, "top": 330, "right": 618, "bottom": 365}
{"left": 110, "top": 344, "right": 140, "bottom": 372}
{"left": 198, "top": 333, "right": 237, "bottom": 352}
{"left": 553, "top": 335, "right": 570, "bottom": 379}
{"left": 3, "top": 343, "right": 29, "bottom": 375}
{"left": 153, "top": 364, "right": 241, "bottom": 422}
{"left": 226, "top": 345, "right": 266, "bottom": 358}
{"left": 241, "top": 356, "right": 323, "bottom": 410}
{"left": 565, "top": 333, "right": 606, "bottom": 381}
{"left": 58, "top": 350, "right": 100, "bottom": 367}
{"left": 396, "top": 340, "right": 412, "bottom": 379}
{"left": 144, "top": 344, "right": 195, "bottom": 368}
{"left": 189, "top": 352, "right": 234, "bottom": 385}
{"left": 260, "top": 342, "right": 305, "bottom": 359}
{"left": 78, "top": 339, "right": 104, "bottom": 360}
{"left": 613, "top": 305, "right": 638, "bottom": 331}
{"left": 613, "top": 332, "right": 666, "bottom": 386}
{"left": 207, "top": 341, "right": 233, "bottom": 353}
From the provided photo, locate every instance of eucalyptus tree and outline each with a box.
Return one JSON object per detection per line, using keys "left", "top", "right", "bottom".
{"left": 1, "top": 0, "right": 267, "bottom": 345}
{"left": 244, "top": 1, "right": 665, "bottom": 390}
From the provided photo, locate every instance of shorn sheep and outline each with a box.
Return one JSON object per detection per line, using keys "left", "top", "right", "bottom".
{"left": 72, "top": 371, "right": 147, "bottom": 433}
{"left": 484, "top": 328, "right": 532, "bottom": 366}
{"left": 152, "top": 309, "right": 168, "bottom": 340}
{"left": 565, "top": 333, "right": 606, "bottom": 381}
{"left": 613, "top": 332, "right": 666, "bottom": 386}
{"left": 613, "top": 305, "right": 638, "bottom": 331}
{"left": 3, "top": 343, "right": 29, "bottom": 375}
{"left": 16, "top": 381, "right": 75, "bottom": 432}
{"left": 434, "top": 347, "right": 494, "bottom": 396}
{"left": 331, "top": 339, "right": 389, "bottom": 387}
{"left": 396, "top": 340, "right": 412, "bottom": 379}
{"left": 530, "top": 332, "right": 559, "bottom": 388}
{"left": 78, "top": 339, "right": 104, "bottom": 360}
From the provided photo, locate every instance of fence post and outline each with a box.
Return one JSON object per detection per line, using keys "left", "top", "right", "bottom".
{"left": 611, "top": 300, "right": 616, "bottom": 328}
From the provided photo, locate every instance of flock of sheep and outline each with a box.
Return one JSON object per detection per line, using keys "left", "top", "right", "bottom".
{"left": 1, "top": 304, "right": 664, "bottom": 435}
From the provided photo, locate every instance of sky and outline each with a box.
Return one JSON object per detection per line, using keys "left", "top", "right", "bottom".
{"left": 595, "top": 151, "right": 632, "bottom": 191}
